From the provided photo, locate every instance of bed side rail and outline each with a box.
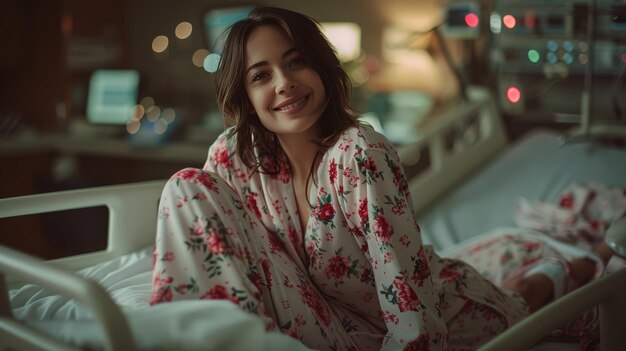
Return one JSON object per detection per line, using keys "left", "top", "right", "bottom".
{"left": 0, "top": 180, "right": 166, "bottom": 271}
{"left": 396, "top": 87, "right": 508, "bottom": 215}
{"left": 0, "top": 245, "right": 137, "bottom": 351}
{"left": 479, "top": 266, "right": 626, "bottom": 351}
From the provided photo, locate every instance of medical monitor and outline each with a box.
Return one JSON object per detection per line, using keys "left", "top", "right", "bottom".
{"left": 203, "top": 5, "right": 255, "bottom": 53}
{"left": 86, "top": 69, "right": 140, "bottom": 125}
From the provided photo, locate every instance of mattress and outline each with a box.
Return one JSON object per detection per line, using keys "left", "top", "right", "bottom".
{"left": 417, "top": 130, "right": 626, "bottom": 251}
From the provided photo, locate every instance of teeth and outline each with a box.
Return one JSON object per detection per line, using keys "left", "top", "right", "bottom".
{"left": 277, "top": 96, "right": 307, "bottom": 112}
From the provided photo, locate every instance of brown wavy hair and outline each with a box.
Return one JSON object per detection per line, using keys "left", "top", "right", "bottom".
{"left": 215, "top": 6, "right": 359, "bottom": 174}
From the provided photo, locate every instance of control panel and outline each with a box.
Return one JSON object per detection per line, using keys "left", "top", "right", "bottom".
{"left": 491, "top": 0, "right": 626, "bottom": 119}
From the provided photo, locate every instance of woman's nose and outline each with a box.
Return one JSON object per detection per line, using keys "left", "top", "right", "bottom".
{"left": 275, "top": 71, "right": 296, "bottom": 94}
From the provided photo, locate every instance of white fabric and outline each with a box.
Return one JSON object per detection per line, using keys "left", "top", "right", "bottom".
{"left": 11, "top": 246, "right": 312, "bottom": 350}
{"left": 27, "top": 300, "right": 312, "bottom": 351}
{"left": 10, "top": 245, "right": 153, "bottom": 320}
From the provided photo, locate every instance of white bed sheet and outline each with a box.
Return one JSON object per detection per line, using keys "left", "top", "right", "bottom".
{"left": 9, "top": 245, "right": 312, "bottom": 351}
{"left": 418, "top": 130, "right": 626, "bottom": 251}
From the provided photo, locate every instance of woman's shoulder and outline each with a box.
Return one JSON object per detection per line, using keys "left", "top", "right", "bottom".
{"left": 328, "top": 123, "right": 396, "bottom": 158}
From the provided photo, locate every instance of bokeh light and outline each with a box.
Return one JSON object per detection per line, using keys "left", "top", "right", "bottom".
{"left": 175, "top": 22, "right": 193, "bottom": 39}
{"left": 152, "top": 35, "right": 169, "bottom": 53}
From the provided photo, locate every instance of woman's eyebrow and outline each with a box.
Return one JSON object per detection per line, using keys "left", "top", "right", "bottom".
{"left": 245, "top": 47, "right": 298, "bottom": 74}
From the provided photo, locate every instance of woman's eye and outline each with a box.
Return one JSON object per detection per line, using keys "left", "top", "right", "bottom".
{"left": 288, "top": 57, "right": 304, "bottom": 68}
{"left": 251, "top": 72, "right": 268, "bottom": 82}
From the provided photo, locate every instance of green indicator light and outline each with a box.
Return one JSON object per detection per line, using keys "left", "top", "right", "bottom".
{"left": 528, "top": 49, "right": 540, "bottom": 63}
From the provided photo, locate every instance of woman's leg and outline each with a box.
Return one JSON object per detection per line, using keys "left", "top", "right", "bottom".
{"left": 150, "top": 168, "right": 361, "bottom": 350}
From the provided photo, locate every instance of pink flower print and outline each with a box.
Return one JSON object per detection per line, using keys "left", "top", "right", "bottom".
{"left": 213, "top": 146, "right": 232, "bottom": 169}
{"left": 175, "top": 284, "right": 187, "bottom": 294}
{"left": 153, "top": 273, "right": 174, "bottom": 290}
{"left": 392, "top": 277, "right": 419, "bottom": 312}
{"left": 404, "top": 333, "right": 431, "bottom": 351}
{"left": 286, "top": 326, "right": 300, "bottom": 339}
{"left": 360, "top": 267, "right": 373, "bottom": 283}
{"left": 176, "top": 195, "right": 188, "bottom": 208}
{"left": 373, "top": 215, "right": 393, "bottom": 242}
{"left": 261, "top": 258, "right": 273, "bottom": 288}
{"left": 363, "top": 158, "right": 377, "bottom": 174}
{"left": 175, "top": 168, "right": 198, "bottom": 181}
{"left": 307, "top": 240, "right": 316, "bottom": 257}
{"left": 287, "top": 226, "right": 299, "bottom": 247}
{"left": 194, "top": 192, "right": 207, "bottom": 201}
{"left": 439, "top": 267, "right": 462, "bottom": 282}
{"left": 267, "top": 232, "right": 285, "bottom": 254}
{"left": 162, "top": 252, "right": 175, "bottom": 261}
{"left": 392, "top": 204, "right": 405, "bottom": 215}
{"left": 342, "top": 166, "right": 353, "bottom": 179}
{"left": 382, "top": 310, "right": 399, "bottom": 325}
{"left": 384, "top": 251, "right": 393, "bottom": 263}
{"left": 358, "top": 198, "right": 368, "bottom": 227}
{"left": 201, "top": 285, "right": 239, "bottom": 305}
{"left": 412, "top": 248, "right": 431, "bottom": 286}
{"left": 559, "top": 194, "right": 574, "bottom": 208}
{"left": 589, "top": 219, "right": 602, "bottom": 231}
{"left": 160, "top": 206, "right": 170, "bottom": 220}
{"left": 150, "top": 286, "right": 172, "bottom": 304}
{"left": 329, "top": 158, "right": 337, "bottom": 184}
{"left": 326, "top": 255, "right": 350, "bottom": 279}
{"left": 246, "top": 192, "right": 262, "bottom": 219}
{"left": 399, "top": 234, "right": 410, "bottom": 247}
{"left": 262, "top": 156, "right": 291, "bottom": 183}
{"left": 192, "top": 218, "right": 205, "bottom": 236}
{"left": 317, "top": 203, "right": 335, "bottom": 223}
{"left": 362, "top": 291, "right": 374, "bottom": 302}
{"left": 275, "top": 164, "right": 291, "bottom": 183}
{"left": 296, "top": 283, "right": 332, "bottom": 326}
{"left": 206, "top": 229, "right": 225, "bottom": 255}
{"left": 295, "top": 314, "right": 306, "bottom": 326}
{"left": 482, "top": 307, "right": 500, "bottom": 321}
{"left": 196, "top": 172, "right": 219, "bottom": 193}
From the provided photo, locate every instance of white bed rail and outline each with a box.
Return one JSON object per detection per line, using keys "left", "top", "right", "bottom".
{"left": 396, "top": 87, "right": 508, "bottom": 215}
{"left": 0, "top": 180, "right": 165, "bottom": 272}
{"left": 0, "top": 245, "right": 137, "bottom": 351}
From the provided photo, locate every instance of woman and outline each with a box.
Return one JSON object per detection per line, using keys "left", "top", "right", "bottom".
{"left": 151, "top": 6, "right": 614, "bottom": 350}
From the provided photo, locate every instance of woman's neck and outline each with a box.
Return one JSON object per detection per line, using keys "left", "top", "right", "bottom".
{"left": 276, "top": 131, "right": 320, "bottom": 180}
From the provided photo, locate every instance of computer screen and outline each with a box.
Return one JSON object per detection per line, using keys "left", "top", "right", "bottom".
{"left": 203, "top": 5, "right": 254, "bottom": 53}
{"left": 86, "top": 69, "right": 140, "bottom": 125}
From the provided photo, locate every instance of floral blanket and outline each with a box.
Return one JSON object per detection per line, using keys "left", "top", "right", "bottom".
{"left": 515, "top": 182, "right": 626, "bottom": 349}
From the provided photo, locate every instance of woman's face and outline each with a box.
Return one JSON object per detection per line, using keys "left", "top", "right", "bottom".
{"left": 243, "top": 25, "right": 326, "bottom": 139}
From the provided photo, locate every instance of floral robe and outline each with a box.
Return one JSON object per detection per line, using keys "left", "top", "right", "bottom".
{"left": 151, "top": 125, "right": 528, "bottom": 350}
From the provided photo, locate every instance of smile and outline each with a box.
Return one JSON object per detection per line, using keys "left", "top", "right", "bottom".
{"left": 274, "top": 95, "right": 309, "bottom": 112}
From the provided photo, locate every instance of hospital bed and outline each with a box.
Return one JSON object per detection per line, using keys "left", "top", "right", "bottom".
{"left": 1, "top": 87, "right": 625, "bottom": 350}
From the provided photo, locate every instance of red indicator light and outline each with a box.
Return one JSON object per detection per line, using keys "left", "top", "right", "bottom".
{"left": 524, "top": 14, "right": 537, "bottom": 28}
{"left": 506, "top": 86, "right": 521, "bottom": 104}
{"left": 622, "top": 54, "right": 626, "bottom": 63}
{"left": 465, "top": 13, "right": 479, "bottom": 28}
{"left": 503, "top": 15, "right": 516, "bottom": 29}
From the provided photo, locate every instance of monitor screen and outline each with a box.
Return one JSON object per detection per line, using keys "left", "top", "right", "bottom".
{"left": 86, "top": 69, "right": 140, "bottom": 125}
{"left": 203, "top": 5, "right": 254, "bottom": 53}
